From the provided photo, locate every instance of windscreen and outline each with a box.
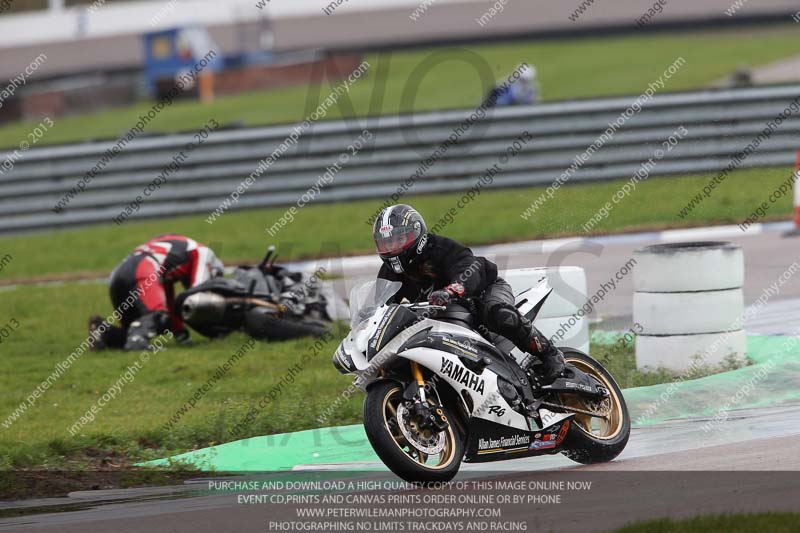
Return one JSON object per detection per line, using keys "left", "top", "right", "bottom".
{"left": 348, "top": 279, "right": 402, "bottom": 328}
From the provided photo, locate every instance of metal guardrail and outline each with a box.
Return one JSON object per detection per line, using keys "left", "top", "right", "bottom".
{"left": 1, "top": 84, "right": 798, "bottom": 233}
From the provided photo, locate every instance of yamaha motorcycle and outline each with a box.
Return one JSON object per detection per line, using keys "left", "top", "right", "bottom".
{"left": 176, "top": 246, "right": 333, "bottom": 341}
{"left": 333, "top": 278, "right": 630, "bottom": 482}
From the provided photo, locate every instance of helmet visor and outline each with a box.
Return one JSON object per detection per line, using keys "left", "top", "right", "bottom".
{"left": 375, "top": 224, "right": 420, "bottom": 257}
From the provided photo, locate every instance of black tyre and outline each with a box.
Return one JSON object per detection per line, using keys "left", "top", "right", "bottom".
{"left": 243, "top": 307, "right": 329, "bottom": 341}
{"left": 363, "top": 380, "right": 463, "bottom": 483}
{"left": 557, "top": 348, "right": 630, "bottom": 464}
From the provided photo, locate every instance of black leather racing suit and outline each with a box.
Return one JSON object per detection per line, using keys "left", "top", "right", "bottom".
{"left": 377, "top": 234, "right": 564, "bottom": 379}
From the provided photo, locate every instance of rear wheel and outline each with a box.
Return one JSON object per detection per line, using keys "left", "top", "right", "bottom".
{"left": 363, "top": 380, "right": 463, "bottom": 483}
{"left": 556, "top": 349, "right": 630, "bottom": 464}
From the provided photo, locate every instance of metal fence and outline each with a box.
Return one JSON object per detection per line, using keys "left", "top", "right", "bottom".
{"left": 1, "top": 84, "right": 798, "bottom": 233}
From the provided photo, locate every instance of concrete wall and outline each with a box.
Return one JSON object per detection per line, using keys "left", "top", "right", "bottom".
{"left": 0, "top": 0, "right": 797, "bottom": 81}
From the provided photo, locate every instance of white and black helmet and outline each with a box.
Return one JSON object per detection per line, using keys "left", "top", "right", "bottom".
{"left": 372, "top": 204, "right": 428, "bottom": 274}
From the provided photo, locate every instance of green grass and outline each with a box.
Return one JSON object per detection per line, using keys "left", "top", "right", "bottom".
{"left": 1, "top": 25, "right": 800, "bottom": 149}
{"left": 0, "top": 282, "right": 738, "bottom": 470}
{"left": 617, "top": 513, "right": 800, "bottom": 532}
{"left": 0, "top": 165, "right": 793, "bottom": 283}
{"left": 0, "top": 282, "right": 358, "bottom": 469}
{"left": 591, "top": 334, "right": 746, "bottom": 390}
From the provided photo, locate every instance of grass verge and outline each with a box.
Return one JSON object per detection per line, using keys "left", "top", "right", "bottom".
{"left": 0, "top": 165, "right": 793, "bottom": 283}
{"left": 590, "top": 335, "right": 746, "bottom": 390}
{"left": 617, "top": 513, "right": 800, "bottom": 532}
{"left": 0, "top": 282, "right": 357, "bottom": 472}
{"left": 0, "top": 282, "right": 740, "bottom": 474}
{"left": 0, "top": 469, "right": 202, "bottom": 502}
{"left": 0, "top": 25, "right": 799, "bottom": 149}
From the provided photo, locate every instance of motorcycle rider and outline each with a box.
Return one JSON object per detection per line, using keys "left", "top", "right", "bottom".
{"left": 373, "top": 204, "right": 566, "bottom": 384}
{"left": 89, "top": 234, "right": 224, "bottom": 351}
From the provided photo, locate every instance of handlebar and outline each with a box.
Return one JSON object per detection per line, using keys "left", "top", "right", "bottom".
{"left": 401, "top": 302, "right": 448, "bottom": 312}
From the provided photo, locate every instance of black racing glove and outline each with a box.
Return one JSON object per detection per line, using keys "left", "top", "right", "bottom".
{"left": 428, "top": 283, "right": 465, "bottom": 306}
{"left": 428, "top": 290, "right": 451, "bottom": 306}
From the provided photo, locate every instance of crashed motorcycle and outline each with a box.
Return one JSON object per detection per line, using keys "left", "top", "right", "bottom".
{"left": 333, "top": 278, "right": 630, "bottom": 482}
{"left": 176, "top": 246, "right": 332, "bottom": 341}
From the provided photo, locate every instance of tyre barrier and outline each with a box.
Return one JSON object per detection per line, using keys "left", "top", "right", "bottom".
{"left": 633, "top": 240, "right": 744, "bottom": 292}
{"left": 792, "top": 149, "right": 800, "bottom": 231}
{"left": 633, "top": 241, "right": 746, "bottom": 372}
{"left": 503, "top": 267, "right": 589, "bottom": 353}
{"left": 633, "top": 289, "right": 744, "bottom": 335}
{"left": 635, "top": 330, "right": 748, "bottom": 373}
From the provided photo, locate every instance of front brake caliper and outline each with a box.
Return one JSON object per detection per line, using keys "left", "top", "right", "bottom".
{"left": 402, "top": 380, "right": 450, "bottom": 432}
{"left": 416, "top": 403, "right": 449, "bottom": 431}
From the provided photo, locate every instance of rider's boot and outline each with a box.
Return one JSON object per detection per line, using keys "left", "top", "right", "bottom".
{"left": 123, "top": 312, "right": 169, "bottom": 351}
{"left": 522, "top": 327, "right": 567, "bottom": 384}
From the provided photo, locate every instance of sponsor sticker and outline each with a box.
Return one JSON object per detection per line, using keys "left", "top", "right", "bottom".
{"left": 442, "top": 337, "right": 478, "bottom": 356}
{"left": 556, "top": 420, "right": 570, "bottom": 445}
{"left": 529, "top": 439, "right": 557, "bottom": 451}
{"left": 416, "top": 233, "right": 428, "bottom": 254}
{"left": 487, "top": 405, "right": 506, "bottom": 417}
{"left": 478, "top": 433, "right": 531, "bottom": 451}
{"left": 440, "top": 357, "right": 486, "bottom": 394}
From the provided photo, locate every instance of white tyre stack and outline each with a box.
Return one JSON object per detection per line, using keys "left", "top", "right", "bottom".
{"left": 633, "top": 241, "right": 746, "bottom": 372}
{"left": 502, "top": 266, "right": 589, "bottom": 353}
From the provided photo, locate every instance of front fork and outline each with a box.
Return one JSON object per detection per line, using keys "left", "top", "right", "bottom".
{"left": 410, "top": 361, "right": 427, "bottom": 403}
{"left": 408, "top": 361, "right": 448, "bottom": 431}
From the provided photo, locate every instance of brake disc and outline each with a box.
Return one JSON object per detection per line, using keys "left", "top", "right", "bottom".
{"left": 396, "top": 403, "right": 446, "bottom": 455}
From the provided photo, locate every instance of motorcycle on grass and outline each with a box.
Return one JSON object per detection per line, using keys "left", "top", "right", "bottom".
{"left": 177, "top": 246, "right": 332, "bottom": 341}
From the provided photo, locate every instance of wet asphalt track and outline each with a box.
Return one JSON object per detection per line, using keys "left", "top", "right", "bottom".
{"left": 0, "top": 404, "right": 798, "bottom": 532}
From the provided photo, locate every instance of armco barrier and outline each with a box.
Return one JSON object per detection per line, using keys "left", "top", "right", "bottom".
{"left": 0, "top": 84, "right": 798, "bottom": 233}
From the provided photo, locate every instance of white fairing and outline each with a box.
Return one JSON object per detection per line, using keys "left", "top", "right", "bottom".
{"left": 514, "top": 283, "right": 553, "bottom": 319}
{"left": 503, "top": 267, "right": 590, "bottom": 353}
{"left": 336, "top": 277, "right": 567, "bottom": 432}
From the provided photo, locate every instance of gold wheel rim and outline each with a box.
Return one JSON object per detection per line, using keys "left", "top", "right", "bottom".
{"left": 559, "top": 358, "right": 624, "bottom": 440}
{"left": 382, "top": 386, "right": 457, "bottom": 470}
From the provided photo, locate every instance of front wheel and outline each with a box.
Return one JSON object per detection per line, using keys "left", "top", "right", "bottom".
{"left": 556, "top": 349, "right": 630, "bottom": 464}
{"left": 363, "top": 380, "right": 463, "bottom": 483}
